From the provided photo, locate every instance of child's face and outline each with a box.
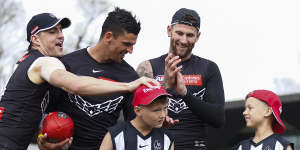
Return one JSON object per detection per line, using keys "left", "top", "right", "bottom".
{"left": 243, "top": 97, "right": 271, "bottom": 128}
{"left": 139, "top": 99, "right": 168, "bottom": 128}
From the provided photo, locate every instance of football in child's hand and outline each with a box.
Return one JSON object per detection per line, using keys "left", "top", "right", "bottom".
{"left": 42, "top": 112, "right": 74, "bottom": 142}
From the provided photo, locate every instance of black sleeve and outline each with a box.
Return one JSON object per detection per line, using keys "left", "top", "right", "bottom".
{"left": 122, "top": 93, "right": 136, "bottom": 121}
{"left": 181, "top": 62, "right": 225, "bottom": 128}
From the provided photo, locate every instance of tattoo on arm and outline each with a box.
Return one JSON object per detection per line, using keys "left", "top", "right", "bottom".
{"left": 136, "top": 61, "right": 153, "bottom": 78}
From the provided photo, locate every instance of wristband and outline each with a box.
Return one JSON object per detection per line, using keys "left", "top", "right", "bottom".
{"left": 37, "top": 133, "right": 43, "bottom": 141}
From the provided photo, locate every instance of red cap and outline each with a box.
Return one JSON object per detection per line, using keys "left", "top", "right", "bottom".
{"left": 132, "top": 83, "right": 171, "bottom": 107}
{"left": 246, "top": 90, "right": 285, "bottom": 134}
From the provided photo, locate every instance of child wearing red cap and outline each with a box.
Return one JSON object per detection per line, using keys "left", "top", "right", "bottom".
{"left": 99, "top": 84, "right": 175, "bottom": 150}
{"left": 233, "top": 90, "right": 294, "bottom": 150}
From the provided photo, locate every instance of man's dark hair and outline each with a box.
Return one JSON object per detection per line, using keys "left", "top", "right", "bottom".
{"left": 100, "top": 7, "right": 141, "bottom": 39}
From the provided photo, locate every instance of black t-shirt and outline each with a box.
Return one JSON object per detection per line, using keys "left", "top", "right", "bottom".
{"left": 49, "top": 48, "right": 138, "bottom": 150}
{"left": 0, "top": 50, "right": 50, "bottom": 150}
{"left": 108, "top": 121, "right": 175, "bottom": 150}
{"left": 233, "top": 134, "right": 294, "bottom": 150}
{"left": 150, "top": 54, "right": 225, "bottom": 150}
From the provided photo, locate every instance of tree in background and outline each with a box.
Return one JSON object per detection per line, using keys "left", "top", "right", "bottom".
{"left": 0, "top": 0, "right": 25, "bottom": 91}
{"left": 0, "top": 0, "right": 112, "bottom": 91}
{"left": 64, "top": 0, "right": 111, "bottom": 52}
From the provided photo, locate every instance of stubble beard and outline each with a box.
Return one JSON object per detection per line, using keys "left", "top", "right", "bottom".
{"left": 169, "top": 39, "right": 194, "bottom": 59}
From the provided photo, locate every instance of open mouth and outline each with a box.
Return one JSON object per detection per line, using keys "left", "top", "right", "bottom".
{"left": 120, "top": 51, "right": 128, "bottom": 58}
{"left": 56, "top": 41, "right": 63, "bottom": 48}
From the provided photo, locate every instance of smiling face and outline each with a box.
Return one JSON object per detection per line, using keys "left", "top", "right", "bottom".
{"left": 31, "top": 24, "right": 65, "bottom": 57}
{"left": 107, "top": 32, "right": 137, "bottom": 63}
{"left": 243, "top": 97, "right": 272, "bottom": 129}
{"left": 168, "top": 24, "right": 200, "bottom": 60}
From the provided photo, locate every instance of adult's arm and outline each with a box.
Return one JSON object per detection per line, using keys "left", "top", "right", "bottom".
{"left": 28, "top": 57, "right": 158, "bottom": 96}
{"left": 136, "top": 60, "right": 154, "bottom": 78}
{"left": 180, "top": 63, "right": 225, "bottom": 128}
{"left": 164, "top": 54, "right": 225, "bottom": 128}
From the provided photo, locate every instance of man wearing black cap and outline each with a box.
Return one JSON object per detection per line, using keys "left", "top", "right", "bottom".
{"left": 137, "top": 8, "right": 225, "bottom": 150}
{"left": 0, "top": 13, "right": 158, "bottom": 150}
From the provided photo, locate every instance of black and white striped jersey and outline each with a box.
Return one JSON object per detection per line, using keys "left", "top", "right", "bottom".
{"left": 233, "top": 134, "right": 294, "bottom": 150}
{"left": 108, "top": 121, "right": 175, "bottom": 150}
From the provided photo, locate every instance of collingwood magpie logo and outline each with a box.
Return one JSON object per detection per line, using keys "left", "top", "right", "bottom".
{"left": 154, "top": 140, "right": 161, "bottom": 150}
{"left": 168, "top": 88, "right": 206, "bottom": 113}
{"left": 68, "top": 94, "right": 124, "bottom": 117}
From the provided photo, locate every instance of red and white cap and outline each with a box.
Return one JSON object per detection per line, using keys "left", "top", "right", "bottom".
{"left": 246, "top": 89, "right": 285, "bottom": 134}
{"left": 132, "top": 83, "right": 171, "bottom": 107}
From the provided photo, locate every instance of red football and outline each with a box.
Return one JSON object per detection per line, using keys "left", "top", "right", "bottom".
{"left": 42, "top": 112, "right": 74, "bottom": 142}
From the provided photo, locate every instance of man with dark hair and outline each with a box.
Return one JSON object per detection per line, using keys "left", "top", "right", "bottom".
{"left": 0, "top": 12, "right": 157, "bottom": 150}
{"left": 38, "top": 7, "right": 151, "bottom": 150}
{"left": 137, "top": 8, "right": 225, "bottom": 150}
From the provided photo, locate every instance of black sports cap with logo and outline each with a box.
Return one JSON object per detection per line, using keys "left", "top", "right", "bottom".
{"left": 26, "top": 13, "right": 71, "bottom": 42}
{"left": 171, "top": 8, "right": 201, "bottom": 31}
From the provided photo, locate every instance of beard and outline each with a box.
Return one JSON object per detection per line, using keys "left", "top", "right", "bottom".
{"left": 169, "top": 38, "right": 194, "bottom": 59}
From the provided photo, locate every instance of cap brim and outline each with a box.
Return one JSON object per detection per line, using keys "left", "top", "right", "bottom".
{"left": 137, "top": 93, "right": 171, "bottom": 107}
{"left": 272, "top": 109, "right": 285, "bottom": 134}
{"left": 35, "top": 17, "right": 71, "bottom": 35}
{"left": 60, "top": 18, "right": 71, "bottom": 29}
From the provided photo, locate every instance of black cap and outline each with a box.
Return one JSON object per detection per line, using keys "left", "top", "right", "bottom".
{"left": 171, "top": 8, "right": 200, "bottom": 30}
{"left": 26, "top": 13, "right": 71, "bottom": 42}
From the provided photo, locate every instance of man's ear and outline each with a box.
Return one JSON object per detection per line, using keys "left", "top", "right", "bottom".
{"left": 196, "top": 31, "right": 201, "bottom": 42}
{"left": 167, "top": 25, "right": 172, "bottom": 37}
{"left": 31, "top": 35, "right": 40, "bottom": 46}
{"left": 104, "top": 32, "right": 113, "bottom": 42}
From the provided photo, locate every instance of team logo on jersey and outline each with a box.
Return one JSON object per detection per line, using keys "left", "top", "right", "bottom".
{"left": 168, "top": 98, "right": 188, "bottom": 114}
{"left": 154, "top": 75, "right": 164, "bottom": 84}
{"left": 92, "top": 69, "right": 103, "bottom": 73}
{"left": 41, "top": 90, "right": 50, "bottom": 114}
{"left": 68, "top": 94, "right": 123, "bottom": 117}
{"left": 154, "top": 74, "right": 202, "bottom": 86}
{"left": 168, "top": 88, "right": 206, "bottom": 113}
{"left": 153, "top": 140, "right": 161, "bottom": 150}
{"left": 263, "top": 146, "right": 272, "bottom": 150}
{"left": 183, "top": 75, "right": 202, "bottom": 86}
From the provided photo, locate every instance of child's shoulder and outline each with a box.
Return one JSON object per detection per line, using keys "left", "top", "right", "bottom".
{"left": 272, "top": 134, "right": 294, "bottom": 148}
{"left": 108, "top": 121, "right": 130, "bottom": 136}
{"left": 233, "top": 138, "right": 251, "bottom": 148}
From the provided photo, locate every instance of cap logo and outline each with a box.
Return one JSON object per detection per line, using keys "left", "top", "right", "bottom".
{"left": 31, "top": 26, "right": 39, "bottom": 34}
{"left": 172, "top": 20, "right": 193, "bottom": 26}
{"left": 143, "top": 86, "right": 161, "bottom": 93}
{"left": 279, "top": 106, "right": 282, "bottom": 114}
